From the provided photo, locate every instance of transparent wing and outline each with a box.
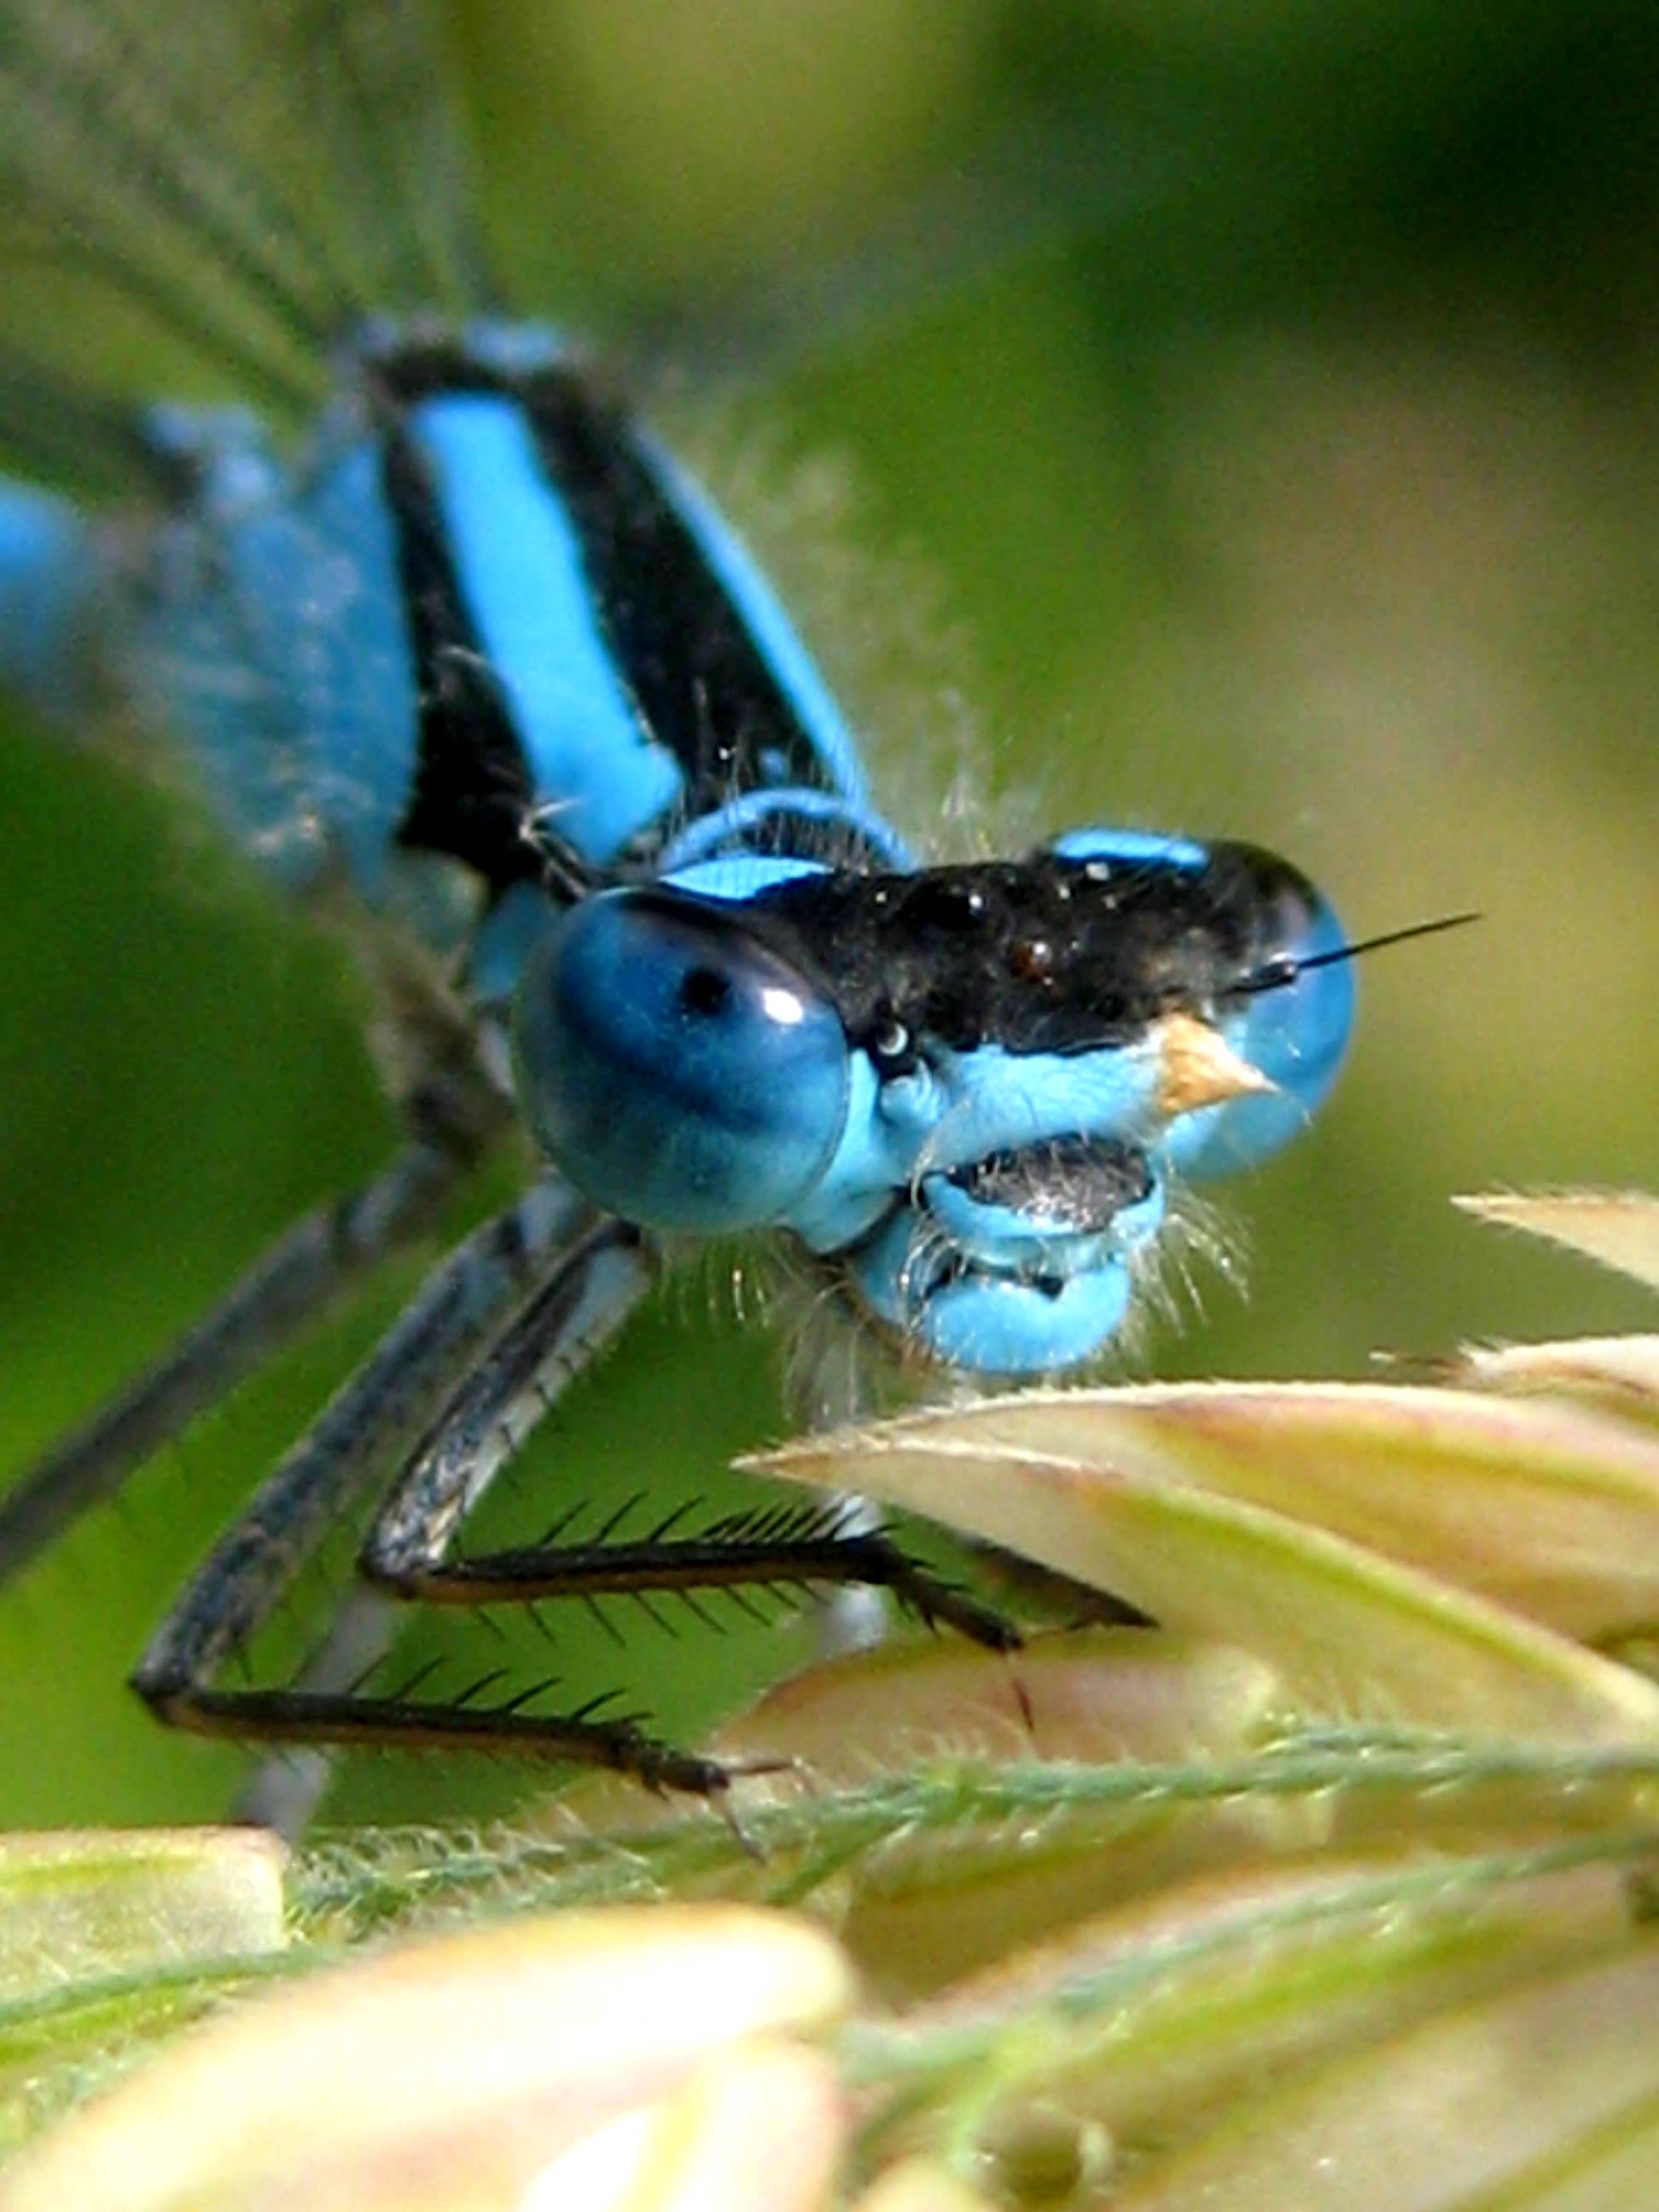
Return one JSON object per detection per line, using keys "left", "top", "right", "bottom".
{"left": 0, "top": 0, "right": 494, "bottom": 446}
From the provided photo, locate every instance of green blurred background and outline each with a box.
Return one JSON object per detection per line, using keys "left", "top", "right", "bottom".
{"left": 2, "top": 0, "right": 1656, "bottom": 1830}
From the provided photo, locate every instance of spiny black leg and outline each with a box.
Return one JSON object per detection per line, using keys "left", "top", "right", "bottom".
{"left": 131, "top": 1202, "right": 736, "bottom": 1800}
{"left": 130, "top": 1179, "right": 592, "bottom": 1733}
{"left": 135, "top": 1190, "right": 1011, "bottom": 1807}
{"left": 236, "top": 1218, "right": 667, "bottom": 1825}
{"left": 173, "top": 1685, "right": 731, "bottom": 1797}
{"left": 0, "top": 1134, "right": 472, "bottom": 1587}
{"left": 228, "top": 1582, "right": 402, "bottom": 1835}
{"left": 359, "top": 1234, "right": 1020, "bottom": 1655}
{"left": 361, "top": 1217, "right": 665, "bottom": 1590}
{"left": 374, "top": 1512, "right": 1020, "bottom": 1654}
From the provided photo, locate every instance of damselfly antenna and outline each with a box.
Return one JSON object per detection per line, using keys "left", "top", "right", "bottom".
{"left": 1231, "top": 910, "right": 1481, "bottom": 1002}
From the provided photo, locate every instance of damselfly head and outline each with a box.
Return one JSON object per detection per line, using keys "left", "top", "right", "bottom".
{"left": 510, "top": 833, "right": 1368, "bottom": 1376}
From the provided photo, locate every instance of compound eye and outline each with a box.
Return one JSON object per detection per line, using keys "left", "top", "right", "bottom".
{"left": 515, "top": 888, "right": 850, "bottom": 1231}
{"left": 1174, "top": 848, "right": 1356, "bottom": 1179}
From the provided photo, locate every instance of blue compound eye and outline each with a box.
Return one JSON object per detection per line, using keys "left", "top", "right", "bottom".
{"left": 515, "top": 888, "right": 850, "bottom": 1231}
{"left": 1171, "top": 847, "right": 1356, "bottom": 1180}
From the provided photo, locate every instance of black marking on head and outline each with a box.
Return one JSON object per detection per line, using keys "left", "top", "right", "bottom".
{"left": 742, "top": 841, "right": 1323, "bottom": 1059}
{"left": 380, "top": 416, "right": 543, "bottom": 896}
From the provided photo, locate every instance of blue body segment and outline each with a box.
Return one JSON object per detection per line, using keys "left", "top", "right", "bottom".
{"left": 0, "top": 481, "right": 87, "bottom": 714}
{"left": 0, "top": 323, "right": 1357, "bottom": 1379}
{"left": 140, "top": 414, "right": 421, "bottom": 894}
{"left": 853, "top": 1205, "right": 1143, "bottom": 1372}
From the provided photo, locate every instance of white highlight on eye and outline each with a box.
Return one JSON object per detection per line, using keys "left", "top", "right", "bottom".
{"left": 760, "top": 985, "right": 808, "bottom": 1026}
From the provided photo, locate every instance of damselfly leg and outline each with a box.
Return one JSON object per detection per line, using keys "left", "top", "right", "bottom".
{"left": 131, "top": 1187, "right": 1012, "bottom": 1815}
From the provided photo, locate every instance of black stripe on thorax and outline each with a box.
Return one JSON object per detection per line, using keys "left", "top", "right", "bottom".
{"left": 379, "top": 410, "right": 542, "bottom": 898}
